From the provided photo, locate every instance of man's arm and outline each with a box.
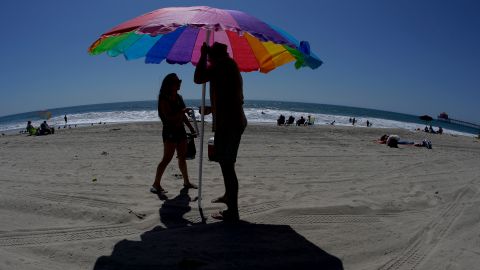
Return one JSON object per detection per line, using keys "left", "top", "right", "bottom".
{"left": 194, "top": 43, "right": 210, "bottom": 84}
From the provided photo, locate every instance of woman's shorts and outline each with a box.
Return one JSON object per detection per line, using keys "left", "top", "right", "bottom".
{"left": 162, "top": 128, "right": 187, "bottom": 143}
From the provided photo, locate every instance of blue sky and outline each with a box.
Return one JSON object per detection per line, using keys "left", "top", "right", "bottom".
{"left": 1, "top": 0, "right": 479, "bottom": 122}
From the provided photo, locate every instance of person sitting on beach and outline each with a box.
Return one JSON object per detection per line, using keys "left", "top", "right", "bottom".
{"left": 306, "top": 115, "right": 315, "bottom": 126}
{"left": 39, "top": 121, "right": 54, "bottom": 135}
{"left": 437, "top": 126, "right": 443, "bottom": 134}
{"left": 277, "top": 114, "right": 285, "bottom": 126}
{"left": 424, "top": 126, "right": 429, "bottom": 132}
{"left": 286, "top": 115, "right": 295, "bottom": 125}
{"left": 296, "top": 116, "right": 306, "bottom": 126}
{"left": 151, "top": 73, "right": 198, "bottom": 195}
{"left": 429, "top": 125, "right": 436, "bottom": 134}
{"left": 377, "top": 134, "right": 432, "bottom": 149}
{"left": 26, "top": 121, "right": 38, "bottom": 136}
{"left": 310, "top": 116, "right": 316, "bottom": 125}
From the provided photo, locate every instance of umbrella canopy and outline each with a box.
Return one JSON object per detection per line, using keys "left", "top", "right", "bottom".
{"left": 88, "top": 6, "right": 322, "bottom": 73}
{"left": 37, "top": 110, "right": 52, "bottom": 120}
{"left": 419, "top": 115, "right": 433, "bottom": 122}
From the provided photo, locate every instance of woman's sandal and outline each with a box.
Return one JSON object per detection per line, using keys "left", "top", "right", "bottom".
{"left": 150, "top": 186, "right": 167, "bottom": 194}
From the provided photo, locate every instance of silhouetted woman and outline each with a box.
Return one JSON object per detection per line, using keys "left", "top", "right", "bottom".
{"left": 151, "top": 73, "right": 197, "bottom": 194}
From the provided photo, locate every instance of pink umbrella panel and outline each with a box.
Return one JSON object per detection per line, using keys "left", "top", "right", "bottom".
{"left": 88, "top": 6, "right": 322, "bottom": 73}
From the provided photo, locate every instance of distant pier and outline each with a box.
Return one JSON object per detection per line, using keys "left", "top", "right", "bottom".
{"left": 437, "top": 117, "right": 480, "bottom": 130}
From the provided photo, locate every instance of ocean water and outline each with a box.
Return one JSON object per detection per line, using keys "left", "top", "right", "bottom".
{"left": 0, "top": 100, "right": 478, "bottom": 136}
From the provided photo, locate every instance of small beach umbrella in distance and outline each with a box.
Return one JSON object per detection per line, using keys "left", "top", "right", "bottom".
{"left": 88, "top": 6, "right": 323, "bottom": 220}
{"left": 419, "top": 115, "right": 433, "bottom": 125}
{"left": 38, "top": 110, "right": 52, "bottom": 120}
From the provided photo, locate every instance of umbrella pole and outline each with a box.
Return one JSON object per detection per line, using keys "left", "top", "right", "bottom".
{"left": 197, "top": 30, "right": 211, "bottom": 222}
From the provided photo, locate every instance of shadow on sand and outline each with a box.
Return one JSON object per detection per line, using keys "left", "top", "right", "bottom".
{"left": 94, "top": 188, "right": 343, "bottom": 270}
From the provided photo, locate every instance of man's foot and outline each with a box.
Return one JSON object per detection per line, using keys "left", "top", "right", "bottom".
{"left": 150, "top": 185, "right": 167, "bottom": 194}
{"left": 183, "top": 183, "right": 198, "bottom": 189}
{"left": 211, "top": 210, "right": 239, "bottom": 222}
{"left": 211, "top": 196, "right": 227, "bottom": 204}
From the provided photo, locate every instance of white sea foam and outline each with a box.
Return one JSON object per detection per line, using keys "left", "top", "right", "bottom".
{"left": 0, "top": 108, "right": 474, "bottom": 137}
{"left": 243, "top": 108, "right": 473, "bottom": 137}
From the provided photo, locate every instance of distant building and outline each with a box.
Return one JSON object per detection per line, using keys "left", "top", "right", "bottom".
{"left": 438, "top": 112, "right": 449, "bottom": 120}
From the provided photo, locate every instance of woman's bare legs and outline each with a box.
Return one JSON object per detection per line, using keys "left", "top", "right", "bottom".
{"left": 152, "top": 142, "right": 176, "bottom": 191}
{"left": 176, "top": 139, "right": 197, "bottom": 188}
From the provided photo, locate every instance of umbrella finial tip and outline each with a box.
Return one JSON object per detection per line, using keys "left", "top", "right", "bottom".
{"left": 299, "top": 41, "right": 311, "bottom": 55}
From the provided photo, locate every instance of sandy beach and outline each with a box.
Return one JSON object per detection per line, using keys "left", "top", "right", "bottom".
{"left": 1, "top": 122, "right": 479, "bottom": 269}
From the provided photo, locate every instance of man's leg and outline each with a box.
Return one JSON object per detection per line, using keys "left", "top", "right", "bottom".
{"left": 219, "top": 161, "right": 239, "bottom": 218}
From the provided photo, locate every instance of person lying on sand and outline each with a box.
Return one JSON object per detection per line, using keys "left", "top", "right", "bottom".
{"left": 376, "top": 134, "right": 432, "bottom": 149}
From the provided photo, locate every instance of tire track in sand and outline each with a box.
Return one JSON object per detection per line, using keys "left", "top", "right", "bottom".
{"left": 29, "top": 192, "right": 130, "bottom": 209}
{"left": 249, "top": 214, "right": 382, "bottom": 224}
{"left": 0, "top": 224, "right": 140, "bottom": 247}
{"left": 0, "top": 201, "right": 283, "bottom": 247}
{"left": 378, "top": 185, "right": 476, "bottom": 270}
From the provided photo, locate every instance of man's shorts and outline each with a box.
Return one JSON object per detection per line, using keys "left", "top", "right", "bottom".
{"left": 213, "top": 130, "right": 243, "bottom": 163}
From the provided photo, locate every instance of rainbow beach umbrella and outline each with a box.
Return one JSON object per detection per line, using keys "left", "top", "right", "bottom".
{"left": 88, "top": 6, "right": 322, "bottom": 73}
{"left": 88, "top": 6, "right": 322, "bottom": 220}
{"left": 37, "top": 110, "right": 52, "bottom": 120}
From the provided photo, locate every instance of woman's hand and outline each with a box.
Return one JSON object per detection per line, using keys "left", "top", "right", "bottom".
{"left": 184, "top": 108, "right": 197, "bottom": 119}
{"left": 199, "top": 106, "right": 212, "bottom": 115}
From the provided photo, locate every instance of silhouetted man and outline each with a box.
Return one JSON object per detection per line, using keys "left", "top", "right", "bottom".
{"left": 194, "top": 42, "right": 247, "bottom": 222}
